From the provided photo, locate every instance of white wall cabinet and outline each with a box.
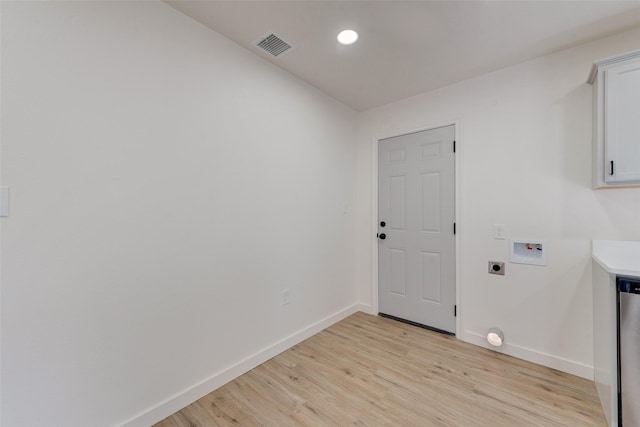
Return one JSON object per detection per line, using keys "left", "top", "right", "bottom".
{"left": 589, "top": 49, "right": 640, "bottom": 188}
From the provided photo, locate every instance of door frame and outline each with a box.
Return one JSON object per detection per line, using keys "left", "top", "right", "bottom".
{"left": 371, "top": 120, "right": 461, "bottom": 337}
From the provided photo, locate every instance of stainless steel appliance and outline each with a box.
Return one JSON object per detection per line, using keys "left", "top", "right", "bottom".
{"left": 617, "top": 277, "right": 640, "bottom": 426}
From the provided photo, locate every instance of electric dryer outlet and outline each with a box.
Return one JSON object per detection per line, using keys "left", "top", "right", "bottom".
{"left": 488, "top": 261, "right": 505, "bottom": 275}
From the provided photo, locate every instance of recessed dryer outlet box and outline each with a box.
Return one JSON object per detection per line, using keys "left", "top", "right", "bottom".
{"left": 510, "top": 239, "right": 546, "bottom": 266}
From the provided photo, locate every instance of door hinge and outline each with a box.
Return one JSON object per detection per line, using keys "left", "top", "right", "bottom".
{"left": 454, "top": 305, "right": 457, "bottom": 317}
{"left": 453, "top": 140, "right": 456, "bottom": 153}
{"left": 453, "top": 223, "right": 456, "bottom": 235}
{"left": 610, "top": 160, "right": 614, "bottom": 176}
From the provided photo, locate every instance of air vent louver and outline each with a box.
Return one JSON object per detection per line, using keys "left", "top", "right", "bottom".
{"left": 254, "top": 33, "right": 293, "bottom": 58}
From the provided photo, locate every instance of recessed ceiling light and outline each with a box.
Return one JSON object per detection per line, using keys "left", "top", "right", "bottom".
{"left": 337, "top": 30, "right": 358, "bottom": 45}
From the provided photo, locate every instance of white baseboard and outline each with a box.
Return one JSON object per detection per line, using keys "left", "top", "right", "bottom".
{"left": 118, "top": 303, "right": 364, "bottom": 427}
{"left": 355, "top": 303, "right": 376, "bottom": 315}
{"left": 461, "top": 331, "right": 594, "bottom": 380}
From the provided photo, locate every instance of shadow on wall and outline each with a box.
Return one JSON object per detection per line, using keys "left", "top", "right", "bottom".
{"left": 558, "top": 83, "right": 591, "bottom": 189}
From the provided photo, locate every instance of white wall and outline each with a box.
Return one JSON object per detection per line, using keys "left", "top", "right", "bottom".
{"left": 356, "top": 27, "right": 640, "bottom": 379}
{"left": 0, "top": 2, "right": 358, "bottom": 426}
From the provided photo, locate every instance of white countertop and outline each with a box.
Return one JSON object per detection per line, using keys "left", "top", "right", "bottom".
{"left": 592, "top": 240, "right": 640, "bottom": 277}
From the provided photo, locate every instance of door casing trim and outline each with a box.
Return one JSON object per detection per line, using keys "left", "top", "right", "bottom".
{"left": 371, "top": 120, "right": 460, "bottom": 337}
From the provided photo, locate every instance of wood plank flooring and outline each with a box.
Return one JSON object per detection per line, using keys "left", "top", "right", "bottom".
{"left": 155, "top": 312, "right": 606, "bottom": 427}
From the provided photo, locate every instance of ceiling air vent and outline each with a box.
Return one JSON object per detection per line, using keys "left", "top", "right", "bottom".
{"left": 253, "top": 33, "right": 294, "bottom": 58}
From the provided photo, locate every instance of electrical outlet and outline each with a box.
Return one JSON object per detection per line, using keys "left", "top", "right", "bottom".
{"left": 493, "top": 224, "right": 505, "bottom": 240}
{"left": 282, "top": 289, "right": 290, "bottom": 305}
{"left": 488, "top": 261, "right": 505, "bottom": 275}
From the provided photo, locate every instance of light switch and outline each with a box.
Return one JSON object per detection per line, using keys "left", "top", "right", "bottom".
{"left": 493, "top": 224, "right": 505, "bottom": 240}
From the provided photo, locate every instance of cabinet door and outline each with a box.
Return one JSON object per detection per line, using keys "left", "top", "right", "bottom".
{"left": 605, "top": 60, "right": 640, "bottom": 183}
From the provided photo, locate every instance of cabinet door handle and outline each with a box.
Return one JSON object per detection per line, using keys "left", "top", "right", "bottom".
{"left": 610, "top": 160, "right": 614, "bottom": 176}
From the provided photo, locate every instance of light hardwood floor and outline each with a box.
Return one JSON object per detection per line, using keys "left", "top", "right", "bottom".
{"left": 155, "top": 312, "right": 606, "bottom": 426}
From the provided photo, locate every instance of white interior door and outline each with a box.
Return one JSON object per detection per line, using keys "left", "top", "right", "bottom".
{"left": 378, "top": 125, "right": 456, "bottom": 334}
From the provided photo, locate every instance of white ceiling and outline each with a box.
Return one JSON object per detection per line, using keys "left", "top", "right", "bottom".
{"left": 166, "top": 1, "right": 640, "bottom": 111}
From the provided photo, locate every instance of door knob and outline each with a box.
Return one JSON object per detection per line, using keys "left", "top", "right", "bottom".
{"left": 379, "top": 233, "right": 386, "bottom": 240}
